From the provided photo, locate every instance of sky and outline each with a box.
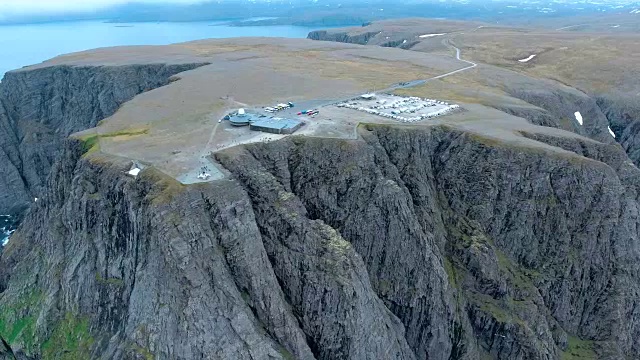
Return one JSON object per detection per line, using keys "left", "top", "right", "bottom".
{"left": 0, "top": 0, "right": 207, "bottom": 16}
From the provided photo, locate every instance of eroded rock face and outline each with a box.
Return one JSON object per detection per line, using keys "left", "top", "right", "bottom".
{"left": 596, "top": 94, "right": 640, "bottom": 166}
{"left": 0, "top": 63, "right": 206, "bottom": 215}
{"left": 2, "top": 123, "right": 640, "bottom": 360}
{"left": 307, "top": 30, "right": 380, "bottom": 45}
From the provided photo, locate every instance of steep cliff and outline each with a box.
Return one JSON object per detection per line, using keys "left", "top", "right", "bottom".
{"left": 0, "top": 63, "right": 206, "bottom": 216}
{"left": 596, "top": 94, "right": 640, "bottom": 166}
{"left": 307, "top": 30, "right": 379, "bottom": 45}
{"left": 308, "top": 29, "right": 418, "bottom": 50}
{"left": 2, "top": 122, "right": 640, "bottom": 359}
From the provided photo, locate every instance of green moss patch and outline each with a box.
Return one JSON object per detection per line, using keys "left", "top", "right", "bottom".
{"left": 95, "top": 272, "right": 125, "bottom": 287}
{"left": 99, "top": 128, "right": 149, "bottom": 139}
{"left": 79, "top": 134, "right": 101, "bottom": 156}
{"left": 444, "top": 258, "right": 460, "bottom": 289}
{"left": 143, "top": 168, "right": 187, "bottom": 205}
{"left": 276, "top": 345, "right": 296, "bottom": 360}
{"left": 41, "top": 313, "right": 94, "bottom": 360}
{"left": 0, "top": 290, "right": 43, "bottom": 352}
{"left": 77, "top": 128, "right": 149, "bottom": 156}
{"left": 561, "top": 336, "right": 597, "bottom": 360}
{"left": 468, "top": 292, "right": 524, "bottom": 325}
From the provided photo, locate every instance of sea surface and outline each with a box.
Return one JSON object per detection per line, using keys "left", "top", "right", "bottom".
{"left": 1, "top": 215, "right": 17, "bottom": 247}
{"left": 0, "top": 20, "right": 327, "bottom": 79}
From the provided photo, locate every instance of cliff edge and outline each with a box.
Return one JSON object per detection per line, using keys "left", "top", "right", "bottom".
{"left": 0, "top": 62, "right": 206, "bottom": 216}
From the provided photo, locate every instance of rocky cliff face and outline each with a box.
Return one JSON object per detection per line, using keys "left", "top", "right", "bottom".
{"left": 0, "top": 63, "right": 206, "bottom": 216}
{"left": 596, "top": 94, "right": 640, "bottom": 165}
{"left": 2, "top": 122, "right": 640, "bottom": 359}
{"left": 307, "top": 30, "right": 379, "bottom": 45}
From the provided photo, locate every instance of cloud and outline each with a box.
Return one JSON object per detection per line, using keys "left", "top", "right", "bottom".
{"left": 0, "top": 0, "right": 206, "bottom": 16}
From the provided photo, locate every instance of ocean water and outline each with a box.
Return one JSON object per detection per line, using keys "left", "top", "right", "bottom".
{"left": 1, "top": 215, "right": 16, "bottom": 247}
{"left": 0, "top": 20, "right": 326, "bottom": 78}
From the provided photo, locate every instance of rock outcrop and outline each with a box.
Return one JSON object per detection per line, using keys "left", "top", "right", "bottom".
{"left": 2, "top": 122, "right": 640, "bottom": 359}
{"left": 596, "top": 94, "right": 640, "bottom": 166}
{"left": 0, "top": 63, "right": 206, "bottom": 216}
{"left": 0, "top": 336, "right": 16, "bottom": 360}
{"left": 307, "top": 30, "right": 379, "bottom": 45}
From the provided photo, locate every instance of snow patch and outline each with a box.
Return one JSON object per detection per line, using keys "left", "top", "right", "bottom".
{"left": 574, "top": 111, "right": 583, "bottom": 126}
{"left": 518, "top": 54, "right": 537, "bottom": 63}
{"left": 609, "top": 126, "right": 616, "bottom": 138}
{"left": 402, "top": 39, "right": 407, "bottom": 44}
{"left": 418, "top": 33, "right": 446, "bottom": 38}
{"left": 630, "top": 9, "right": 640, "bottom": 14}
{"left": 611, "top": 25, "right": 620, "bottom": 28}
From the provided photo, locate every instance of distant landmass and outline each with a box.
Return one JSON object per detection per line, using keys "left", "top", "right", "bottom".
{"left": 2, "top": 0, "right": 640, "bottom": 28}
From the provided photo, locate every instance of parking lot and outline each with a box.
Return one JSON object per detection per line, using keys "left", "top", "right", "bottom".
{"left": 336, "top": 94, "right": 459, "bottom": 123}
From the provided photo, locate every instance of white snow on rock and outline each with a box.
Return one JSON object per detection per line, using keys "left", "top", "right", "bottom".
{"left": 418, "top": 33, "right": 446, "bottom": 38}
{"left": 402, "top": 39, "right": 407, "bottom": 44}
{"left": 574, "top": 111, "right": 583, "bottom": 126}
{"left": 609, "top": 126, "right": 616, "bottom": 138}
{"left": 518, "top": 54, "right": 537, "bottom": 63}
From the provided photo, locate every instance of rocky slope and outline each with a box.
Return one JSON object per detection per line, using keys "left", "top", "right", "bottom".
{"left": 596, "top": 94, "right": 640, "bottom": 164}
{"left": 0, "top": 63, "right": 206, "bottom": 216}
{"left": 2, "top": 119, "right": 640, "bottom": 359}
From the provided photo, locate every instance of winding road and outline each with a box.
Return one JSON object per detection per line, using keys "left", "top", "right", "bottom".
{"left": 438, "top": 45, "right": 478, "bottom": 78}
{"left": 383, "top": 43, "right": 477, "bottom": 92}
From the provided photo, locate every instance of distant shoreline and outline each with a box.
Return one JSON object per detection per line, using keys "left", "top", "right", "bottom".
{"left": 0, "top": 20, "right": 330, "bottom": 81}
